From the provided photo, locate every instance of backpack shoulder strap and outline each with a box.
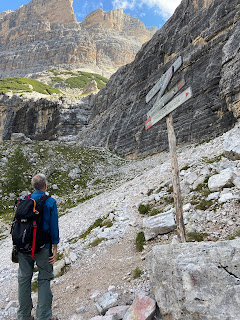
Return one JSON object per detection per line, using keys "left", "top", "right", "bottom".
{"left": 35, "top": 194, "right": 50, "bottom": 206}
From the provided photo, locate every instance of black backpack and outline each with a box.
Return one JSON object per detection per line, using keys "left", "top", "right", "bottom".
{"left": 11, "top": 194, "right": 51, "bottom": 257}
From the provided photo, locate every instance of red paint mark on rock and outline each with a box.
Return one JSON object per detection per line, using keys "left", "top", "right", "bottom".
{"left": 123, "top": 294, "right": 156, "bottom": 320}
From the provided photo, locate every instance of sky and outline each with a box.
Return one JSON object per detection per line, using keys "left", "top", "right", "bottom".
{"left": 0, "top": 0, "right": 182, "bottom": 28}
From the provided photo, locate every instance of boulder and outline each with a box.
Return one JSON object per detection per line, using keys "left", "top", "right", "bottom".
{"left": 147, "top": 240, "right": 240, "bottom": 320}
{"left": 208, "top": 168, "right": 234, "bottom": 191}
{"left": 11, "top": 132, "right": 31, "bottom": 142}
{"left": 143, "top": 209, "right": 176, "bottom": 241}
{"left": 95, "top": 292, "right": 119, "bottom": 315}
{"left": 223, "top": 123, "right": 240, "bottom": 160}
{"left": 122, "top": 294, "right": 156, "bottom": 320}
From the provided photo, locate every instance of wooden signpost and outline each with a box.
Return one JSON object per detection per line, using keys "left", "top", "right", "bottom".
{"left": 145, "top": 56, "right": 192, "bottom": 243}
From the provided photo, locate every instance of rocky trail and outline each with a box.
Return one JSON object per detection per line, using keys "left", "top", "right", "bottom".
{"left": 1, "top": 123, "right": 240, "bottom": 319}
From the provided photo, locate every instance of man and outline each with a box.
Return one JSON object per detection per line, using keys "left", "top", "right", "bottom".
{"left": 17, "top": 173, "right": 59, "bottom": 320}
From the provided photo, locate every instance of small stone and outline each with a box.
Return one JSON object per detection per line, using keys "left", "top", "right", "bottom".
{"left": 218, "top": 192, "right": 235, "bottom": 204}
{"left": 108, "top": 285, "right": 116, "bottom": 292}
{"left": 5, "top": 301, "right": 18, "bottom": 311}
{"left": 76, "top": 306, "right": 86, "bottom": 313}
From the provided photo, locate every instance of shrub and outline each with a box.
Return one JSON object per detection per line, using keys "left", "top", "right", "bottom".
{"left": 195, "top": 199, "right": 213, "bottom": 210}
{"left": 147, "top": 189, "right": 154, "bottom": 196}
{"left": 136, "top": 232, "right": 146, "bottom": 252}
{"left": 187, "top": 231, "right": 208, "bottom": 242}
{"left": 89, "top": 237, "right": 106, "bottom": 247}
{"left": 149, "top": 208, "right": 159, "bottom": 216}
{"left": 133, "top": 267, "right": 143, "bottom": 279}
{"left": 138, "top": 203, "right": 150, "bottom": 215}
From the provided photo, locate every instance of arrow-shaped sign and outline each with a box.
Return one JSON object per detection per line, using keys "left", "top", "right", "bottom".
{"left": 147, "top": 77, "right": 185, "bottom": 120}
{"left": 145, "top": 87, "right": 192, "bottom": 130}
{"left": 146, "top": 56, "right": 183, "bottom": 103}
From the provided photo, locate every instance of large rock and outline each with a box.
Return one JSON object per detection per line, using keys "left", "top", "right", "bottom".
{"left": 147, "top": 239, "right": 240, "bottom": 320}
{"left": 223, "top": 122, "right": 240, "bottom": 160}
{"left": 208, "top": 168, "right": 234, "bottom": 191}
{"left": 76, "top": 0, "right": 239, "bottom": 158}
{"left": 143, "top": 209, "right": 176, "bottom": 241}
{"left": 0, "top": 1, "right": 156, "bottom": 77}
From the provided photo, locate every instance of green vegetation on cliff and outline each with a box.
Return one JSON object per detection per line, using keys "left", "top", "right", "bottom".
{"left": 0, "top": 142, "right": 126, "bottom": 222}
{"left": 50, "top": 70, "right": 108, "bottom": 89}
{"left": 0, "top": 78, "right": 61, "bottom": 95}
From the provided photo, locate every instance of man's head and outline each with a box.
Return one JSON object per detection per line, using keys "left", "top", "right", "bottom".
{"left": 31, "top": 173, "right": 47, "bottom": 191}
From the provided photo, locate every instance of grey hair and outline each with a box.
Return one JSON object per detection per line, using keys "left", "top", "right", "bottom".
{"left": 31, "top": 173, "right": 47, "bottom": 190}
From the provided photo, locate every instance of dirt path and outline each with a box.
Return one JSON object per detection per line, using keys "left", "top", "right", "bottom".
{"left": 47, "top": 229, "right": 148, "bottom": 319}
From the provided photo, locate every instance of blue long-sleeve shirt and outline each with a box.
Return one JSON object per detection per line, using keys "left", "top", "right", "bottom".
{"left": 30, "top": 190, "right": 60, "bottom": 248}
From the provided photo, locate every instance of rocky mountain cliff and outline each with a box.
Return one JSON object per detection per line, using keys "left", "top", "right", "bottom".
{"left": 0, "top": 0, "right": 157, "bottom": 78}
{"left": 0, "top": 93, "right": 89, "bottom": 141}
{"left": 76, "top": 0, "right": 240, "bottom": 158}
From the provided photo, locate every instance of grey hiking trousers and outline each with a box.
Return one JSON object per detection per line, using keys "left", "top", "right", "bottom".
{"left": 17, "top": 248, "right": 53, "bottom": 320}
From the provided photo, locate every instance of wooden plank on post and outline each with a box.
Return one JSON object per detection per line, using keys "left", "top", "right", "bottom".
{"left": 146, "top": 56, "right": 183, "bottom": 103}
{"left": 145, "top": 86, "right": 192, "bottom": 130}
{"left": 147, "top": 77, "right": 185, "bottom": 120}
{"left": 166, "top": 114, "right": 186, "bottom": 242}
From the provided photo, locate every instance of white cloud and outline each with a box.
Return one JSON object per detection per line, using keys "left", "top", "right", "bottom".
{"left": 112, "top": 0, "right": 181, "bottom": 19}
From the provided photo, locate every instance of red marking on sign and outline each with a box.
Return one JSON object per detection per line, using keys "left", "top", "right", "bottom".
{"left": 178, "top": 82, "right": 184, "bottom": 90}
{"left": 145, "top": 123, "right": 152, "bottom": 130}
{"left": 145, "top": 116, "right": 151, "bottom": 124}
{"left": 186, "top": 92, "right": 189, "bottom": 97}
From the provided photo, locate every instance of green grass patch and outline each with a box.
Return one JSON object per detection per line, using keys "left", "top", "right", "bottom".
{"left": 0, "top": 77, "right": 61, "bottom": 95}
{"left": 31, "top": 279, "right": 38, "bottom": 292}
{"left": 187, "top": 231, "right": 209, "bottom": 242}
{"left": 195, "top": 199, "right": 213, "bottom": 210}
{"left": 203, "top": 154, "right": 225, "bottom": 164}
{"left": 228, "top": 229, "right": 240, "bottom": 240}
{"left": 89, "top": 237, "right": 106, "bottom": 247}
{"left": 136, "top": 232, "right": 146, "bottom": 252}
{"left": 181, "top": 165, "right": 190, "bottom": 171}
{"left": 50, "top": 76, "right": 64, "bottom": 83}
{"left": 149, "top": 208, "right": 160, "bottom": 216}
{"left": 147, "top": 189, "right": 154, "bottom": 196}
{"left": 69, "top": 215, "right": 112, "bottom": 244}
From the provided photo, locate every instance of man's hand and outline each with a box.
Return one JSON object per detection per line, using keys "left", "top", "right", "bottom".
{"left": 49, "top": 244, "right": 58, "bottom": 264}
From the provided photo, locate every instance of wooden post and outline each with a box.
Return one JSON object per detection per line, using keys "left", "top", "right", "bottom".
{"left": 166, "top": 113, "right": 186, "bottom": 242}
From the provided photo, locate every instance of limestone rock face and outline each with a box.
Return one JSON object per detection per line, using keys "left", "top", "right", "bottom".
{"left": 0, "top": 94, "right": 90, "bottom": 141}
{"left": 147, "top": 240, "right": 240, "bottom": 320}
{"left": 81, "top": 8, "right": 156, "bottom": 43}
{"left": 76, "top": 0, "right": 239, "bottom": 158}
{"left": 0, "top": 0, "right": 156, "bottom": 77}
